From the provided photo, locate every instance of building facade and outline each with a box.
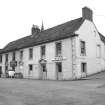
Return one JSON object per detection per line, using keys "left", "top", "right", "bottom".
{"left": 0, "top": 7, "right": 105, "bottom": 80}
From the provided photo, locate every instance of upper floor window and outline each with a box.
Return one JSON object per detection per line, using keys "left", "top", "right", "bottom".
{"left": 29, "top": 48, "right": 33, "bottom": 59}
{"left": 97, "top": 44, "right": 101, "bottom": 58}
{"left": 12, "top": 52, "right": 15, "bottom": 61}
{"left": 5, "top": 54, "right": 8, "bottom": 62}
{"left": 20, "top": 50, "right": 23, "bottom": 60}
{"left": 41, "top": 45, "right": 45, "bottom": 58}
{"left": 80, "top": 41, "right": 86, "bottom": 55}
{"left": 56, "top": 42, "right": 62, "bottom": 56}
{"left": 0, "top": 55, "right": 2, "bottom": 63}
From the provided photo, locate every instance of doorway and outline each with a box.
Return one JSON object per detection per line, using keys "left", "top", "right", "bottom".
{"left": 40, "top": 64, "right": 47, "bottom": 79}
{"left": 56, "top": 62, "right": 62, "bottom": 80}
{"left": 0, "top": 66, "right": 2, "bottom": 77}
{"left": 81, "top": 62, "right": 87, "bottom": 77}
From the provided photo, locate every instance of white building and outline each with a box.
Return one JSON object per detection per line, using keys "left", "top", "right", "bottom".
{"left": 0, "top": 7, "right": 105, "bottom": 80}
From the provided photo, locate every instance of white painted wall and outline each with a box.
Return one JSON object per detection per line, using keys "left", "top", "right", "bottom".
{"left": 1, "top": 38, "right": 73, "bottom": 80}
{"left": 1, "top": 20, "right": 104, "bottom": 80}
{"left": 75, "top": 20, "right": 105, "bottom": 78}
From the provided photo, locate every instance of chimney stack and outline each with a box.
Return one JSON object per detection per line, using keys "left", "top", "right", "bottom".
{"left": 82, "top": 7, "right": 93, "bottom": 21}
{"left": 31, "top": 24, "right": 40, "bottom": 35}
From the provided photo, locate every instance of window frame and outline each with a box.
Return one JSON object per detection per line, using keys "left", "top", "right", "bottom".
{"left": 12, "top": 52, "right": 16, "bottom": 61}
{"left": 55, "top": 42, "right": 62, "bottom": 57}
{"left": 40, "top": 45, "right": 46, "bottom": 58}
{"left": 29, "top": 64, "right": 33, "bottom": 71}
{"left": 56, "top": 62, "right": 62, "bottom": 73}
{"left": 80, "top": 40, "right": 86, "bottom": 56}
{"left": 5, "top": 54, "right": 8, "bottom": 62}
{"left": 29, "top": 48, "right": 33, "bottom": 59}
{"left": 20, "top": 50, "right": 23, "bottom": 60}
{"left": 0, "top": 55, "right": 2, "bottom": 63}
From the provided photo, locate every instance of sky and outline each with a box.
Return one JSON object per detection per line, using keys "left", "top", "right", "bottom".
{"left": 0, "top": 0, "right": 105, "bottom": 48}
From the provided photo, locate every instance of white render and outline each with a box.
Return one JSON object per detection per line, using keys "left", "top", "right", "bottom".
{"left": 1, "top": 38, "right": 73, "bottom": 80}
{"left": 0, "top": 7, "right": 105, "bottom": 80}
{"left": 74, "top": 20, "right": 105, "bottom": 78}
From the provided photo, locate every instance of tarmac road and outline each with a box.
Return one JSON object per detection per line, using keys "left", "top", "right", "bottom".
{"left": 0, "top": 78, "right": 105, "bottom": 105}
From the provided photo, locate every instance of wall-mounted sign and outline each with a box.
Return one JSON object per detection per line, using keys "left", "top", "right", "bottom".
{"left": 10, "top": 61, "right": 17, "bottom": 67}
{"left": 19, "top": 61, "right": 24, "bottom": 65}
{"left": 52, "top": 56, "right": 66, "bottom": 62}
{"left": 39, "top": 59, "right": 47, "bottom": 64}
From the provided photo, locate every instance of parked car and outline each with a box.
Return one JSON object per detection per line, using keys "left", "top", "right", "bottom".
{"left": 8, "top": 70, "right": 15, "bottom": 78}
{"left": 14, "top": 72, "right": 23, "bottom": 78}
{"left": 5, "top": 73, "right": 9, "bottom": 78}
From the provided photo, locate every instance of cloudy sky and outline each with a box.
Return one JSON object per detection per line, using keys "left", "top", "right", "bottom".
{"left": 0, "top": 0, "right": 105, "bottom": 48}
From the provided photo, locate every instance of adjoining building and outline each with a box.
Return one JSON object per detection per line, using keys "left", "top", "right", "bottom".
{"left": 0, "top": 7, "right": 105, "bottom": 80}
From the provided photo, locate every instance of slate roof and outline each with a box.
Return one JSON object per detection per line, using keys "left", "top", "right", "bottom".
{"left": 0, "top": 17, "right": 84, "bottom": 54}
{"left": 98, "top": 32, "right": 105, "bottom": 43}
{"left": 0, "top": 17, "right": 104, "bottom": 54}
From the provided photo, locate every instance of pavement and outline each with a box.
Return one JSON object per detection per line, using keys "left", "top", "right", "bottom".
{"left": 82, "top": 70, "right": 105, "bottom": 80}
{"left": 0, "top": 71, "right": 105, "bottom": 105}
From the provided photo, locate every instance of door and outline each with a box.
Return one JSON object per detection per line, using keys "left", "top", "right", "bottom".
{"left": 56, "top": 62, "right": 62, "bottom": 80}
{"left": 41, "top": 64, "right": 47, "bottom": 80}
{"left": 81, "top": 63, "right": 87, "bottom": 77}
{"left": 0, "top": 66, "right": 2, "bottom": 77}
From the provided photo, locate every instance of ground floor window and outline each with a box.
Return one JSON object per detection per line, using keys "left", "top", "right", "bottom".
{"left": 28, "top": 64, "right": 33, "bottom": 75}
{"left": 0, "top": 66, "right": 2, "bottom": 77}
{"left": 81, "top": 63, "right": 87, "bottom": 73}
{"left": 56, "top": 62, "right": 62, "bottom": 72}
{"left": 12, "top": 66, "right": 15, "bottom": 71}
{"left": 29, "top": 64, "right": 33, "bottom": 71}
{"left": 5, "top": 66, "right": 8, "bottom": 73}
